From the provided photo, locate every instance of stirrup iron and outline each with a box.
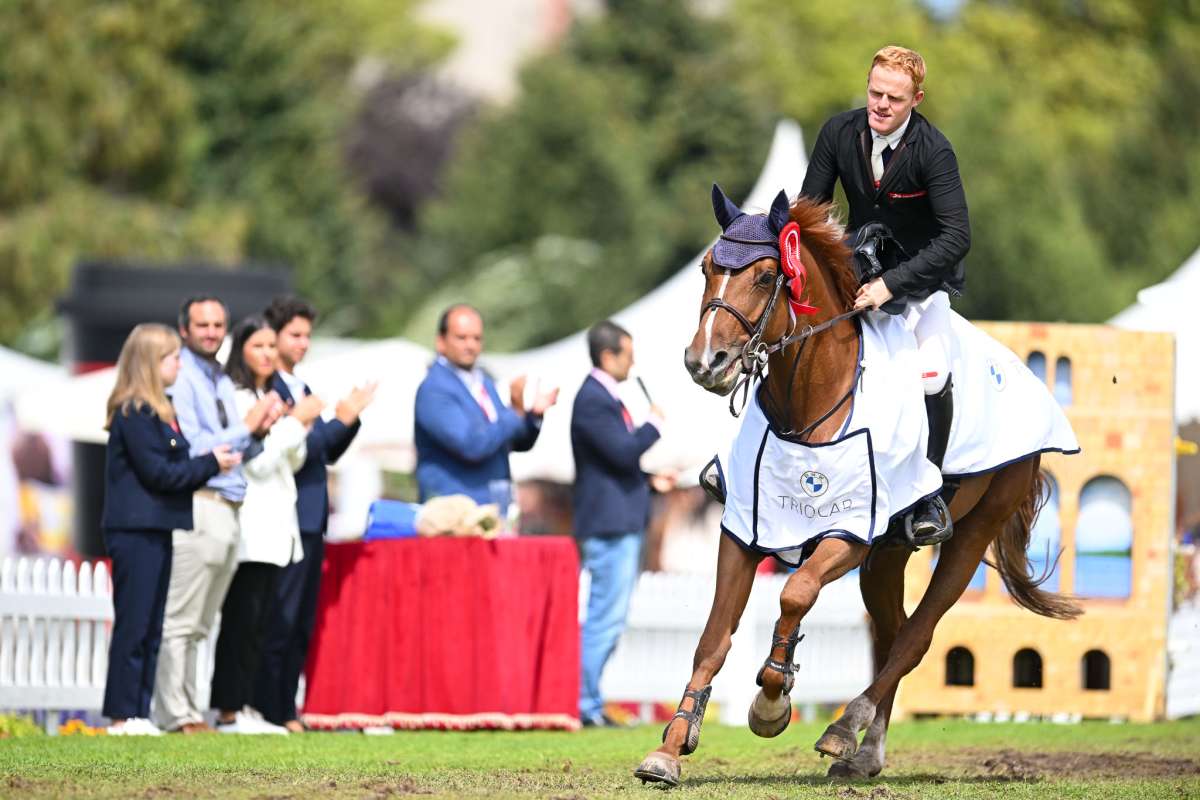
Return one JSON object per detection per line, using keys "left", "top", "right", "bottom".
{"left": 904, "top": 494, "right": 953, "bottom": 548}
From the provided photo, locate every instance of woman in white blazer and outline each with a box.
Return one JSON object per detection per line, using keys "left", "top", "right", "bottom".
{"left": 211, "top": 316, "right": 324, "bottom": 735}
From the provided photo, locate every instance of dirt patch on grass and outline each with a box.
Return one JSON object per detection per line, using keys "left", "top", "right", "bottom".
{"left": 5, "top": 775, "right": 33, "bottom": 791}
{"left": 950, "top": 749, "right": 1200, "bottom": 781}
{"left": 359, "top": 778, "right": 434, "bottom": 796}
{"left": 836, "top": 787, "right": 901, "bottom": 799}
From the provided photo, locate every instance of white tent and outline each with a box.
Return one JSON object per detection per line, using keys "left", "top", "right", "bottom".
{"left": 12, "top": 120, "right": 809, "bottom": 484}
{"left": 0, "top": 347, "right": 64, "bottom": 405}
{"left": 295, "top": 337, "right": 434, "bottom": 472}
{"left": 1109, "top": 245, "right": 1200, "bottom": 423}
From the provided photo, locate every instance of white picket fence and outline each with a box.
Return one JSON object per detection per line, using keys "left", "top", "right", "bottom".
{"left": 3, "top": 556, "right": 1199, "bottom": 726}
{"left": 587, "top": 570, "right": 875, "bottom": 724}
{"left": 0, "top": 557, "right": 113, "bottom": 714}
{"left": 1166, "top": 600, "right": 1200, "bottom": 719}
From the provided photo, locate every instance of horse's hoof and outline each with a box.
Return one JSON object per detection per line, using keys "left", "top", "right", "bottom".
{"left": 826, "top": 759, "right": 878, "bottom": 779}
{"left": 747, "top": 689, "right": 791, "bottom": 738}
{"left": 814, "top": 722, "right": 858, "bottom": 761}
{"left": 633, "top": 752, "right": 681, "bottom": 789}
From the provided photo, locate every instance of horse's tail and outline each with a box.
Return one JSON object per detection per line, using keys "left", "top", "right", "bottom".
{"left": 990, "top": 468, "right": 1083, "bottom": 620}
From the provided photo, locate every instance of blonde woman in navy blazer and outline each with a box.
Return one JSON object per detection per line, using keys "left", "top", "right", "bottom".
{"left": 102, "top": 324, "right": 241, "bottom": 735}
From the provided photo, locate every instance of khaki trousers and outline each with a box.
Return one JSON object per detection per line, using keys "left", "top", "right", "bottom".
{"left": 152, "top": 493, "right": 240, "bottom": 731}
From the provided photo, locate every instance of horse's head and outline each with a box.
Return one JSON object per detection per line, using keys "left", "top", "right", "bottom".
{"left": 684, "top": 185, "right": 817, "bottom": 395}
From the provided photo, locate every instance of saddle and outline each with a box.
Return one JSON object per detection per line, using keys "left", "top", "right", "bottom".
{"left": 850, "top": 222, "right": 908, "bottom": 315}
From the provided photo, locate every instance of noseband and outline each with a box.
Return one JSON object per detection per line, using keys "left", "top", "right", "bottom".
{"left": 700, "top": 258, "right": 864, "bottom": 439}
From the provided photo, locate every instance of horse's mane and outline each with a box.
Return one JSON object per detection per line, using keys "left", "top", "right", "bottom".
{"left": 789, "top": 198, "right": 858, "bottom": 311}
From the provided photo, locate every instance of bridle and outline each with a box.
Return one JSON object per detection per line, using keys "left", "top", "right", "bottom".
{"left": 700, "top": 246, "right": 864, "bottom": 440}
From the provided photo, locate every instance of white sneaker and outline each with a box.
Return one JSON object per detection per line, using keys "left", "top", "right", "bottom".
{"left": 216, "top": 711, "right": 289, "bottom": 735}
{"left": 107, "top": 717, "right": 164, "bottom": 736}
{"left": 242, "top": 706, "right": 290, "bottom": 734}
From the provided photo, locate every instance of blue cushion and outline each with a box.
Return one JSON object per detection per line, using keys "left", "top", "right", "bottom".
{"left": 364, "top": 500, "right": 421, "bottom": 540}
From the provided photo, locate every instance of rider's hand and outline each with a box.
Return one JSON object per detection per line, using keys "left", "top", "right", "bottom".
{"left": 854, "top": 278, "right": 893, "bottom": 311}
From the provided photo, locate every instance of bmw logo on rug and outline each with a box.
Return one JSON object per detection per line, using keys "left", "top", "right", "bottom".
{"left": 987, "top": 359, "right": 1007, "bottom": 392}
{"left": 801, "top": 471, "right": 829, "bottom": 498}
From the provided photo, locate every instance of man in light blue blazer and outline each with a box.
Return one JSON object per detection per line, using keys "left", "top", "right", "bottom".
{"left": 414, "top": 304, "right": 558, "bottom": 505}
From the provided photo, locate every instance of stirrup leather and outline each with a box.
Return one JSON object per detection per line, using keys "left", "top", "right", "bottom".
{"left": 755, "top": 627, "right": 805, "bottom": 695}
{"left": 661, "top": 684, "right": 711, "bottom": 756}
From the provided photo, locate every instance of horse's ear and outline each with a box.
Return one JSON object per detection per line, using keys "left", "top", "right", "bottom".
{"left": 768, "top": 190, "right": 790, "bottom": 234}
{"left": 711, "top": 183, "right": 742, "bottom": 230}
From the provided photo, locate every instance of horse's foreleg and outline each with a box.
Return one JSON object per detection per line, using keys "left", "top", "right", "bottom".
{"left": 749, "top": 537, "right": 866, "bottom": 738}
{"left": 634, "top": 534, "right": 760, "bottom": 787}
{"left": 815, "top": 510, "right": 997, "bottom": 761}
{"left": 827, "top": 545, "right": 910, "bottom": 779}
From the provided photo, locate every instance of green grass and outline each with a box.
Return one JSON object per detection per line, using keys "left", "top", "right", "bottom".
{"left": 2, "top": 717, "right": 1199, "bottom": 799}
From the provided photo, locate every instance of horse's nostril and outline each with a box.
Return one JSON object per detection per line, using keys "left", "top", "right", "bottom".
{"left": 710, "top": 350, "right": 729, "bottom": 370}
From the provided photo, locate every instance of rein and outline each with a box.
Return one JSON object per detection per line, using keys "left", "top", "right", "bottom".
{"left": 703, "top": 268, "right": 864, "bottom": 440}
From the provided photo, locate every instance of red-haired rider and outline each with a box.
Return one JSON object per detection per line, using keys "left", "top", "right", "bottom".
{"left": 800, "top": 45, "right": 970, "bottom": 546}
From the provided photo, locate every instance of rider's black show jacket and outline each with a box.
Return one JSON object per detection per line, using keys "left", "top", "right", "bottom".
{"left": 801, "top": 108, "right": 970, "bottom": 302}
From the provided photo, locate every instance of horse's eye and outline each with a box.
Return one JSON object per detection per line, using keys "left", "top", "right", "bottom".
{"left": 756, "top": 271, "right": 775, "bottom": 287}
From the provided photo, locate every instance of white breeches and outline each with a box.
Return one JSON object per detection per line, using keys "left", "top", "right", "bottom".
{"left": 901, "top": 291, "right": 951, "bottom": 394}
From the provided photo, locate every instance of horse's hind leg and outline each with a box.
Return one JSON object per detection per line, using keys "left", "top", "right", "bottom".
{"left": 815, "top": 465, "right": 1028, "bottom": 761}
{"left": 634, "top": 534, "right": 760, "bottom": 787}
{"left": 749, "top": 537, "right": 865, "bottom": 737}
{"left": 827, "top": 544, "right": 910, "bottom": 779}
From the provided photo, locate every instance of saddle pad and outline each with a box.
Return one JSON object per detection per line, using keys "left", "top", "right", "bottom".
{"left": 715, "top": 311, "right": 1078, "bottom": 566}
{"left": 939, "top": 312, "right": 1080, "bottom": 475}
{"left": 719, "top": 397, "right": 881, "bottom": 566}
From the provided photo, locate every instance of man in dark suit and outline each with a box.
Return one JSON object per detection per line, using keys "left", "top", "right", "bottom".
{"left": 414, "top": 304, "right": 557, "bottom": 505}
{"left": 571, "top": 320, "right": 672, "bottom": 727}
{"left": 252, "top": 296, "right": 376, "bottom": 731}
{"left": 801, "top": 45, "right": 970, "bottom": 546}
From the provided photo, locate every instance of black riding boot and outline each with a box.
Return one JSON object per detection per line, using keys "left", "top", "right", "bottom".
{"left": 906, "top": 376, "right": 956, "bottom": 547}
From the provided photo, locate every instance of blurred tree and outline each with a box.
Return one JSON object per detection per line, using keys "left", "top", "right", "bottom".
{"left": 0, "top": 0, "right": 212, "bottom": 351}
{"left": 403, "top": 236, "right": 611, "bottom": 353}
{"left": 175, "top": 0, "right": 452, "bottom": 335}
{"left": 732, "top": 0, "right": 1200, "bottom": 323}
{"left": 407, "top": 0, "right": 777, "bottom": 348}
{"left": 1068, "top": 0, "right": 1200, "bottom": 292}
{"left": 345, "top": 74, "right": 478, "bottom": 230}
{"left": 0, "top": 0, "right": 450, "bottom": 355}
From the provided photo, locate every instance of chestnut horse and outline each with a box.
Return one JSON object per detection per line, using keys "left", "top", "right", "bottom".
{"left": 633, "top": 190, "right": 1081, "bottom": 787}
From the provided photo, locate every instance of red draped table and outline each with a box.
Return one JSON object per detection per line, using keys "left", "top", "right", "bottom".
{"left": 301, "top": 536, "right": 581, "bottom": 731}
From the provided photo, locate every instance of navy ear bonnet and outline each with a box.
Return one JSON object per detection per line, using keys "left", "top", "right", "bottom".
{"left": 709, "top": 184, "right": 791, "bottom": 270}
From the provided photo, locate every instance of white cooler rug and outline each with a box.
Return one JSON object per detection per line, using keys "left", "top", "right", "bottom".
{"left": 715, "top": 311, "right": 1079, "bottom": 566}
